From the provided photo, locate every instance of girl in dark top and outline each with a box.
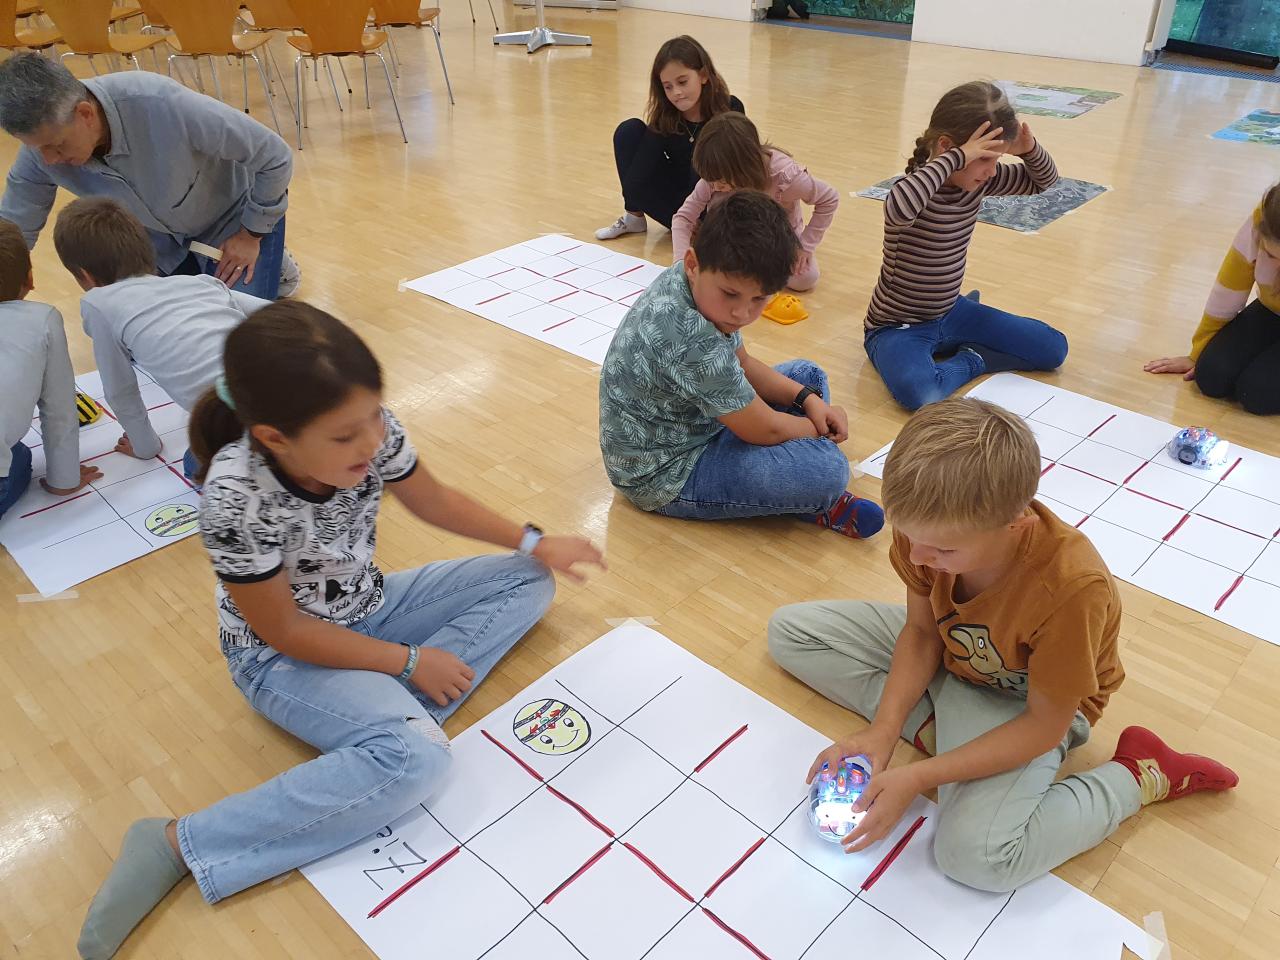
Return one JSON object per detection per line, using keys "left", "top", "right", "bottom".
{"left": 596, "top": 36, "right": 745, "bottom": 241}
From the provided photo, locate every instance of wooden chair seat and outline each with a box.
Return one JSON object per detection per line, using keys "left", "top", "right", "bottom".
{"left": 16, "top": 1, "right": 42, "bottom": 15}
{"left": 108, "top": 2, "right": 143, "bottom": 22}
{"left": 7, "top": 25, "right": 61, "bottom": 48}
{"left": 164, "top": 30, "right": 272, "bottom": 57}
{"left": 373, "top": 7, "right": 441, "bottom": 27}
{"left": 287, "top": 30, "right": 387, "bottom": 56}
{"left": 107, "top": 31, "right": 168, "bottom": 54}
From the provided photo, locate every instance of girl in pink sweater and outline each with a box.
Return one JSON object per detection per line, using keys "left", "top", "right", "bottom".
{"left": 672, "top": 112, "right": 838, "bottom": 292}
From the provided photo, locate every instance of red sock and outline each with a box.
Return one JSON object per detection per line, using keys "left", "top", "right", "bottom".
{"left": 1112, "top": 726, "right": 1238, "bottom": 805}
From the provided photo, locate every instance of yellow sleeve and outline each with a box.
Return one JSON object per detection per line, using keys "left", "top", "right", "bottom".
{"left": 1190, "top": 212, "right": 1261, "bottom": 360}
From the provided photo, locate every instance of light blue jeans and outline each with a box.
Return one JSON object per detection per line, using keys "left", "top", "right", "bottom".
{"left": 653, "top": 359, "right": 850, "bottom": 521}
{"left": 177, "top": 553, "right": 555, "bottom": 903}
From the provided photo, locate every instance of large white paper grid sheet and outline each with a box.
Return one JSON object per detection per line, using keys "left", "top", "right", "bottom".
{"left": 860, "top": 374, "right": 1280, "bottom": 646}
{"left": 302, "top": 624, "right": 1158, "bottom": 960}
{"left": 402, "top": 235, "right": 667, "bottom": 364}
{"left": 0, "top": 369, "right": 199, "bottom": 596}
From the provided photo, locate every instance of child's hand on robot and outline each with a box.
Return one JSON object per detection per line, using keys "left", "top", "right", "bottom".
{"left": 807, "top": 723, "right": 897, "bottom": 785}
{"left": 840, "top": 764, "right": 924, "bottom": 854}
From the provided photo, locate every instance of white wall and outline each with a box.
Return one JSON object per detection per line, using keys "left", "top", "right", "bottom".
{"left": 617, "top": 0, "right": 757, "bottom": 22}
{"left": 912, "top": 0, "right": 1168, "bottom": 66}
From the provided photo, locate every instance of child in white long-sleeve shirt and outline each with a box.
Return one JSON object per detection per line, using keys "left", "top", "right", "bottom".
{"left": 0, "top": 217, "right": 99, "bottom": 519}
{"left": 672, "top": 111, "right": 838, "bottom": 293}
{"left": 54, "top": 198, "right": 269, "bottom": 478}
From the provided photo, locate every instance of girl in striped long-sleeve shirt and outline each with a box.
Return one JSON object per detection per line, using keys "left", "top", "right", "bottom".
{"left": 1145, "top": 183, "right": 1280, "bottom": 415}
{"left": 864, "top": 82, "right": 1068, "bottom": 411}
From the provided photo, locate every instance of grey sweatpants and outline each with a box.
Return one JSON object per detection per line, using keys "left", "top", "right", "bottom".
{"left": 768, "top": 600, "right": 1141, "bottom": 893}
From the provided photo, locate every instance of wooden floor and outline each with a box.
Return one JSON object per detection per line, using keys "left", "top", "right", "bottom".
{"left": 2, "top": 8, "right": 1278, "bottom": 959}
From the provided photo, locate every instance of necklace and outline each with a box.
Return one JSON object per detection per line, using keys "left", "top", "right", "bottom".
{"left": 679, "top": 118, "right": 702, "bottom": 143}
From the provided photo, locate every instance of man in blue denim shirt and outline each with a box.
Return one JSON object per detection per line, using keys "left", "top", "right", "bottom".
{"left": 0, "top": 54, "right": 296, "bottom": 299}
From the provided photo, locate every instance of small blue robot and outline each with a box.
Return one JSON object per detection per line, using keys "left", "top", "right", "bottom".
{"left": 807, "top": 755, "right": 872, "bottom": 843}
{"left": 1167, "top": 427, "right": 1228, "bottom": 470}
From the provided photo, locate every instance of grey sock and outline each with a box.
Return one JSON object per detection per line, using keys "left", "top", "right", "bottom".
{"left": 78, "top": 818, "right": 189, "bottom": 960}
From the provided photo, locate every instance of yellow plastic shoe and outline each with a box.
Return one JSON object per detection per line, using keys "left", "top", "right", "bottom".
{"left": 763, "top": 293, "right": 808, "bottom": 325}
{"left": 76, "top": 391, "right": 102, "bottom": 426}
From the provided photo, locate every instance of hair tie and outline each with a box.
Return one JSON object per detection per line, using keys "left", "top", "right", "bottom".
{"left": 214, "top": 374, "right": 236, "bottom": 411}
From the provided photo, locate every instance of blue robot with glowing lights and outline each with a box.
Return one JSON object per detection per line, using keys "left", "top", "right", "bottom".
{"left": 808, "top": 755, "right": 872, "bottom": 843}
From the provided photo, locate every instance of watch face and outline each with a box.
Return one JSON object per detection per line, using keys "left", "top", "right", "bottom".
{"left": 527, "top": 524, "right": 544, "bottom": 535}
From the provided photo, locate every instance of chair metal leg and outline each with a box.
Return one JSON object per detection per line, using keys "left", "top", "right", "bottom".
{"left": 210, "top": 56, "right": 224, "bottom": 101}
{"left": 88, "top": 55, "right": 100, "bottom": 76}
{"left": 294, "top": 55, "right": 303, "bottom": 149}
{"left": 337, "top": 57, "right": 352, "bottom": 94}
{"left": 362, "top": 55, "right": 371, "bottom": 109}
{"left": 242, "top": 56, "right": 250, "bottom": 112}
{"left": 385, "top": 29, "right": 400, "bottom": 78}
{"left": 129, "top": 53, "right": 140, "bottom": 70}
{"left": 375, "top": 52, "right": 407, "bottom": 143}
{"left": 151, "top": 46, "right": 161, "bottom": 71}
{"left": 431, "top": 23, "right": 455, "bottom": 105}
{"left": 193, "top": 56, "right": 205, "bottom": 92}
{"left": 324, "top": 57, "right": 343, "bottom": 112}
{"left": 466, "top": 0, "right": 475, "bottom": 23}
{"left": 267, "top": 47, "right": 294, "bottom": 119}
{"left": 486, "top": 0, "right": 499, "bottom": 31}
{"left": 253, "top": 54, "right": 283, "bottom": 135}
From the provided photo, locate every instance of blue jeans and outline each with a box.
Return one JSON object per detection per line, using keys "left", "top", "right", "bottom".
{"left": 654, "top": 359, "right": 850, "bottom": 520}
{"left": 0, "top": 441, "right": 32, "bottom": 520}
{"left": 177, "top": 553, "right": 555, "bottom": 903}
{"left": 182, "top": 448, "right": 198, "bottom": 481}
{"left": 864, "top": 295, "right": 1068, "bottom": 411}
{"left": 168, "top": 217, "right": 286, "bottom": 300}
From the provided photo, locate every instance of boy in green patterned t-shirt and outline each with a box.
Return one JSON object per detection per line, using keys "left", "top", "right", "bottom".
{"left": 598, "top": 190, "right": 882, "bottom": 538}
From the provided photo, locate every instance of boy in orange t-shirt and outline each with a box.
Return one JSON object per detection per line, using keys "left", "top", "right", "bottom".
{"left": 769, "top": 397, "right": 1238, "bottom": 892}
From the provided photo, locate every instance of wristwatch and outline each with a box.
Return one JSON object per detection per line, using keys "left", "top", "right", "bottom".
{"left": 245, "top": 227, "right": 270, "bottom": 239}
{"left": 792, "top": 385, "right": 819, "bottom": 410}
{"left": 517, "top": 523, "right": 544, "bottom": 555}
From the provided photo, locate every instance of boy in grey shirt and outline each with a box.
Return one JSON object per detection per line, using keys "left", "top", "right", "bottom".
{"left": 0, "top": 218, "right": 99, "bottom": 518}
{"left": 54, "top": 199, "right": 268, "bottom": 477}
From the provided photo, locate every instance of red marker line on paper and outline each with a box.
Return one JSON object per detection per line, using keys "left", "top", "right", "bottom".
{"left": 623, "top": 843, "right": 694, "bottom": 902}
{"left": 703, "top": 836, "right": 765, "bottom": 899}
{"left": 481, "top": 729, "right": 543, "bottom": 781}
{"left": 1122, "top": 461, "right": 1148, "bottom": 485}
{"left": 1220, "top": 457, "right": 1243, "bottom": 483}
{"left": 1215, "top": 575, "right": 1244, "bottom": 612}
{"left": 694, "top": 724, "right": 748, "bottom": 773}
{"left": 1087, "top": 413, "right": 1116, "bottom": 437}
{"left": 1060, "top": 463, "right": 1112, "bottom": 485}
{"left": 1197, "top": 513, "right": 1268, "bottom": 540}
{"left": 19, "top": 489, "right": 92, "bottom": 518}
{"left": 1040, "top": 462, "right": 1056, "bottom": 477}
{"left": 546, "top": 784, "right": 614, "bottom": 837}
{"left": 702, "top": 908, "right": 771, "bottom": 960}
{"left": 367, "top": 845, "right": 461, "bottom": 918}
{"left": 1125, "top": 487, "right": 1182, "bottom": 511}
{"left": 1162, "top": 513, "right": 1191, "bottom": 541}
{"left": 476, "top": 291, "right": 510, "bottom": 306}
{"left": 542, "top": 318, "right": 574, "bottom": 333}
{"left": 543, "top": 843, "right": 612, "bottom": 905}
{"left": 861, "top": 815, "right": 926, "bottom": 891}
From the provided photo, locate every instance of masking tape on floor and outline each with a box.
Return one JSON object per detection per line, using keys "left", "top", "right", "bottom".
{"left": 603, "top": 616, "right": 660, "bottom": 627}
{"left": 1143, "top": 911, "right": 1172, "bottom": 960}
{"left": 17, "top": 590, "right": 79, "bottom": 602}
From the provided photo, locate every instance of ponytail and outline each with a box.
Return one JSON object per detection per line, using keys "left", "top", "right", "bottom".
{"left": 187, "top": 386, "right": 243, "bottom": 484}
{"left": 187, "top": 300, "right": 383, "bottom": 484}
{"left": 905, "top": 135, "right": 932, "bottom": 174}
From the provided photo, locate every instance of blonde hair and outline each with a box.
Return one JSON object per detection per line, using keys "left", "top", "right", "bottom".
{"left": 907, "top": 80, "right": 1018, "bottom": 174}
{"left": 1259, "top": 181, "right": 1280, "bottom": 245}
{"left": 882, "top": 398, "right": 1040, "bottom": 530}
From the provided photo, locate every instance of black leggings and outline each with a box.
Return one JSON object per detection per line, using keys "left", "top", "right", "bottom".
{"left": 1195, "top": 299, "right": 1280, "bottom": 415}
{"left": 611, "top": 118, "right": 697, "bottom": 229}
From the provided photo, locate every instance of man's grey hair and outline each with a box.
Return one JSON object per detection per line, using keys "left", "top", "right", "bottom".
{"left": 0, "top": 53, "right": 90, "bottom": 136}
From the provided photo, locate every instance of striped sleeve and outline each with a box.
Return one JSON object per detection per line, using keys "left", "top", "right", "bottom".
{"left": 985, "top": 141, "right": 1059, "bottom": 197}
{"left": 1190, "top": 208, "right": 1260, "bottom": 360}
{"left": 884, "top": 149, "right": 964, "bottom": 227}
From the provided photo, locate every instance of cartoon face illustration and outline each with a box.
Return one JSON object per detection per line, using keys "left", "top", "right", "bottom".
{"left": 945, "top": 624, "right": 1028, "bottom": 693}
{"left": 513, "top": 699, "right": 591, "bottom": 755}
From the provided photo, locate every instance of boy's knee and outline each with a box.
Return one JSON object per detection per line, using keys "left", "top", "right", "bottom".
{"left": 774, "top": 358, "right": 825, "bottom": 391}
{"left": 376, "top": 721, "right": 453, "bottom": 807}
{"left": 932, "top": 823, "right": 1024, "bottom": 894}
{"left": 767, "top": 605, "right": 811, "bottom": 665}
